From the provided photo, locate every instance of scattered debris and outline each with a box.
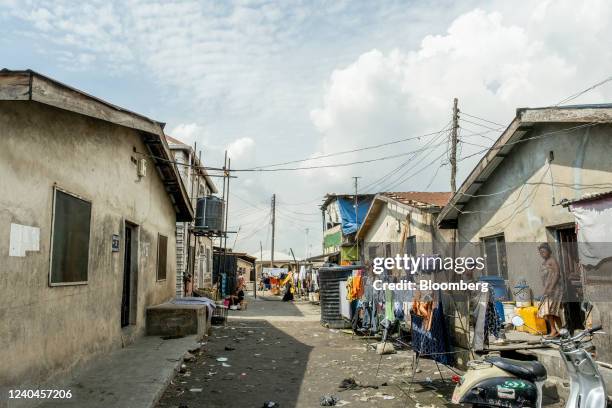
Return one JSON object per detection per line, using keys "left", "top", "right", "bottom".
{"left": 216, "top": 357, "right": 228, "bottom": 362}
{"left": 183, "top": 352, "right": 197, "bottom": 362}
{"left": 262, "top": 401, "right": 279, "bottom": 407}
{"left": 320, "top": 394, "right": 339, "bottom": 406}
{"left": 338, "top": 378, "right": 379, "bottom": 391}
{"left": 189, "top": 388, "right": 203, "bottom": 392}
{"left": 224, "top": 346, "right": 236, "bottom": 351}
{"left": 376, "top": 342, "right": 396, "bottom": 355}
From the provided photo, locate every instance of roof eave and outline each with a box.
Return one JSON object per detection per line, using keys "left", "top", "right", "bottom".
{"left": 0, "top": 69, "right": 194, "bottom": 221}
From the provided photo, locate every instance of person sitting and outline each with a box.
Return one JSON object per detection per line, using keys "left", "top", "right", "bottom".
{"left": 229, "top": 287, "right": 245, "bottom": 308}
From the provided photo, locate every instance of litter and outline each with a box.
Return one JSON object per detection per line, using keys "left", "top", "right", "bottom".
{"left": 320, "top": 394, "right": 338, "bottom": 406}
{"left": 262, "top": 401, "right": 279, "bottom": 407}
{"left": 216, "top": 357, "right": 228, "bottom": 362}
{"left": 338, "top": 378, "right": 378, "bottom": 391}
{"left": 221, "top": 362, "right": 231, "bottom": 367}
{"left": 225, "top": 346, "right": 236, "bottom": 351}
{"left": 189, "top": 388, "right": 203, "bottom": 392}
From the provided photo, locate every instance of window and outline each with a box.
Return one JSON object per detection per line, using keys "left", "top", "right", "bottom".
{"left": 405, "top": 235, "right": 417, "bottom": 257}
{"left": 481, "top": 234, "right": 507, "bottom": 279}
{"left": 50, "top": 188, "right": 91, "bottom": 285}
{"left": 157, "top": 234, "right": 168, "bottom": 280}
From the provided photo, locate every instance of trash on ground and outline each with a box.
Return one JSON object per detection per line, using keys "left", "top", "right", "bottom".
{"left": 262, "top": 401, "right": 279, "bottom": 408}
{"left": 216, "top": 357, "right": 228, "bottom": 362}
{"left": 338, "top": 378, "right": 378, "bottom": 391}
{"left": 320, "top": 394, "right": 339, "bottom": 406}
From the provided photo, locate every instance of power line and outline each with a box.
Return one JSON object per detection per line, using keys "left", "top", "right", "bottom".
{"left": 249, "top": 127, "right": 453, "bottom": 169}
{"left": 361, "top": 126, "right": 451, "bottom": 192}
{"left": 556, "top": 74, "right": 612, "bottom": 106}
{"left": 460, "top": 112, "right": 506, "bottom": 128}
{"left": 459, "top": 118, "right": 503, "bottom": 132}
{"left": 458, "top": 122, "right": 600, "bottom": 163}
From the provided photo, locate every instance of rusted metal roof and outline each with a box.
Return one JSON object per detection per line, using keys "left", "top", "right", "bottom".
{"left": 381, "top": 191, "right": 452, "bottom": 207}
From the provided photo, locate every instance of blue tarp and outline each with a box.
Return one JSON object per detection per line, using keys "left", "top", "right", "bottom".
{"left": 337, "top": 197, "right": 372, "bottom": 235}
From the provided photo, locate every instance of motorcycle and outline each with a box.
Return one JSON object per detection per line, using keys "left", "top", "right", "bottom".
{"left": 451, "top": 315, "right": 606, "bottom": 407}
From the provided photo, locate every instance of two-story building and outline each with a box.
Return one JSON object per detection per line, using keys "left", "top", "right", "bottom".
{"left": 320, "top": 193, "right": 373, "bottom": 265}
{"left": 166, "top": 135, "right": 217, "bottom": 296}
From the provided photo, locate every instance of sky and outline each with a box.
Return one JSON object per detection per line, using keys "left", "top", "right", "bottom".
{"left": 2, "top": 0, "right": 612, "bottom": 258}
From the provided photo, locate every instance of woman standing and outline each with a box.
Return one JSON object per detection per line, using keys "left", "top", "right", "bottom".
{"left": 537, "top": 243, "right": 564, "bottom": 338}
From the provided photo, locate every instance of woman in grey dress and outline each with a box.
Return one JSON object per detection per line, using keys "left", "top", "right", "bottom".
{"left": 537, "top": 243, "right": 563, "bottom": 337}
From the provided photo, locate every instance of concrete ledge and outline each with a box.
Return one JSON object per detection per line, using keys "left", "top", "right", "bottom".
{"left": 34, "top": 335, "right": 199, "bottom": 408}
{"left": 146, "top": 303, "right": 208, "bottom": 337}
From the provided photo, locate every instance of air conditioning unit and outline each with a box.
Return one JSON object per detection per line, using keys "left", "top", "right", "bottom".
{"left": 137, "top": 158, "right": 147, "bottom": 178}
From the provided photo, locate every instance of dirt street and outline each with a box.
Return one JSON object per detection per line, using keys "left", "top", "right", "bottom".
{"left": 156, "top": 295, "right": 560, "bottom": 408}
{"left": 156, "top": 295, "right": 456, "bottom": 408}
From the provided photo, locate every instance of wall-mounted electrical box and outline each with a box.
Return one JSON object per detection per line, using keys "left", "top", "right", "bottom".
{"left": 137, "top": 158, "right": 147, "bottom": 178}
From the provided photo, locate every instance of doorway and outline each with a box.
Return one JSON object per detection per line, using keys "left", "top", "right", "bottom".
{"left": 121, "top": 222, "right": 138, "bottom": 328}
{"left": 556, "top": 225, "right": 584, "bottom": 333}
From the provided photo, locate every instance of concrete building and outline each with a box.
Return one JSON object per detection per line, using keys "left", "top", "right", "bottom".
{"left": 166, "top": 135, "right": 217, "bottom": 296}
{"left": 356, "top": 192, "right": 452, "bottom": 260}
{"left": 0, "top": 70, "right": 193, "bottom": 388}
{"left": 437, "top": 104, "right": 612, "bottom": 351}
{"left": 321, "top": 194, "right": 374, "bottom": 264}
{"left": 254, "top": 250, "right": 298, "bottom": 279}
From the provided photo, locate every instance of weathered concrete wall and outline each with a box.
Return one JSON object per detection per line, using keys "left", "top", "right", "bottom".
{"left": 363, "top": 201, "right": 451, "bottom": 256}
{"left": 0, "top": 101, "right": 178, "bottom": 388}
{"left": 457, "top": 123, "right": 612, "bottom": 293}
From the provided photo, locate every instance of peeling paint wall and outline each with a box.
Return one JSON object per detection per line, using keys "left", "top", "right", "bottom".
{"left": 363, "top": 201, "right": 451, "bottom": 255}
{"left": 452, "top": 123, "right": 612, "bottom": 358}
{"left": 0, "top": 101, "right": 178, "bottom": 389}
{"left": 455, "top": 123, "right": 612, "bottom": 294}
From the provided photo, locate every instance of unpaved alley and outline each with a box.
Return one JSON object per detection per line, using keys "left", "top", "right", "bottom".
{"left": 156, "top": 296, "right": 456, "bottom": 408}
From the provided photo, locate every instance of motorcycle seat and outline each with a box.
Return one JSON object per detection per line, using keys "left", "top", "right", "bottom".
{"left": 485, "top": 356, "right": 547, "bottom": 382}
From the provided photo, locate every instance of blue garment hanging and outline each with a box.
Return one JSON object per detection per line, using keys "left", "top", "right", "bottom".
{"left": 411, "top": 301, "right": 454, "bottom": 365}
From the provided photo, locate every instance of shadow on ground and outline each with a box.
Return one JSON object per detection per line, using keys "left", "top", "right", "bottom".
{"left": 156, "top": 319, "right": 312, "bottom": 408}
{"left": 230, "top": 295, "right": 306, "bottom": 318}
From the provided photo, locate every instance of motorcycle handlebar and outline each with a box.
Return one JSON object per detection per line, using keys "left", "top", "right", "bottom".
{"left": 589, "top": 325, "right": 603, "bottom": 334}
{"left": 541, "top": 325, "right": 604, "bottom": 345}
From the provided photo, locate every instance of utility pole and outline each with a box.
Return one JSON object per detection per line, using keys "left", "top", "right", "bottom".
{"left": 450, "top": 97, "right": 459, "bottom": 193}
{"left": 352, "top": 176, "right": 361, "bottom": 264}
{"left": 270, "top": 194, "right": 276, "bottom": 268}
{"left": 304, "top": 228, "right": 309, "bottom": 260}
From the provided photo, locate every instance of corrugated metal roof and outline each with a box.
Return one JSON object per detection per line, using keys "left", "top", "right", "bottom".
{"left": 560, "top": 190, "right": 612, "bottom": 207}
{"left": 381, "top": 191, "right": 452, "bottom": 207}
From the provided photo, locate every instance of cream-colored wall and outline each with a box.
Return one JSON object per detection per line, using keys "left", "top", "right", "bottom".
{"left": 456, "top": 122, "right": 612, "bottom": 293}
{"left": 0, "top": 101, "right": 178, "bottom": 388}
{"left": 363, "top": 201, "right": 451, "bottom": 256}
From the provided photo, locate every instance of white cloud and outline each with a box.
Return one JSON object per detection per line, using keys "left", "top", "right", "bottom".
{"left": 169, "top": 123, "right": 205, "bottom": 147}
{"left": 4, "top": 0, "right": 612, "bottom": 256}
{"left": 309, "top": 4, "right": 612, "bottom": 193}
{"left": 227, "top": 137, "right": 255, "bottom": 162}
